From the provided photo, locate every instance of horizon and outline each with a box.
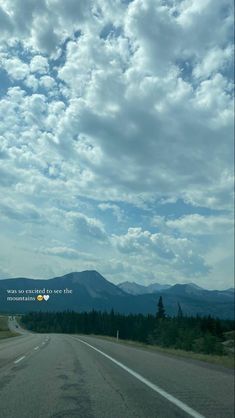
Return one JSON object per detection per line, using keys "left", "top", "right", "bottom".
{"left": 0, "top": 0, "right": 234, "bottom": 290}
{"left": 0, "top": 269, "right": 233, "bottom": 291}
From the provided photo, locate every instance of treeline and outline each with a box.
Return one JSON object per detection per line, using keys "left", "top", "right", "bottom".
{"left": 21, "top": 310, "right": 156, "bottom": 343}
{"left": 21, "top": 305, "right": 234, "bottom": 356}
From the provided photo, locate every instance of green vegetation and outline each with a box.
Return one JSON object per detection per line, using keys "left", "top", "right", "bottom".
{"left": 22, "top": 296, "right": 234, "bottom": 358}
{"left": 90, "top": 335, "right": 235, "bottom": 368}
{"left": 0, "top": 315, "right": 18, "bottom": 340}
{"left": 0, "top": 316, "right": 9, "bottom": 331}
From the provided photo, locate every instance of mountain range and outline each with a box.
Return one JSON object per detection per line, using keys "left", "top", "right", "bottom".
{"left": 117, "top": 281, "right": 171, "bottom": 294}
{"left": 0, "top": 270, "right": 234, "bottom": 319}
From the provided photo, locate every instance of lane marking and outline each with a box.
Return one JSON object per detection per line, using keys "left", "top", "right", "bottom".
{"left": 75, "top": 338, "right": 206, "bottom": 418}
{"left": 14, "top": 356, "right": 26, "bottom": 364}
{"left": 34, "top": 346, "right": 39, "bottom": 350}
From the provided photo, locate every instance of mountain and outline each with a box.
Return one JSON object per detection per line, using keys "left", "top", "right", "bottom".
{"left": 0, "top": 271, "right": 154, "bottom": 315}
{"left": 164, "top": 283, "right": 235, "bottom": 301}
{"left": 118, "top": 281, "right": 150, "bottom": 295}
{"left": 162, "top": 284, "right": 234, "bottom": 319}
{"left": 118, "top": 281, "right": 171, "bottom": 295}
{"left": 51, "top": 271, "right": 125, "bottom": 298}
{"left": 0, "top": 271, "right": 234, "bottom": 319}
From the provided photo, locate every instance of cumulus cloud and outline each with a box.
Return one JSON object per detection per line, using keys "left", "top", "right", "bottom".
{"left": 30, "top": 55, "right": 49, "bottom": 74}
{"left": 0, "top": 0, "right": 233, "bottom": 288}
{"left": 112, "top": 227, "right": 210, "bottom": 277}
{"left": 2, "top": 57, "right": 29, "bottom": 80}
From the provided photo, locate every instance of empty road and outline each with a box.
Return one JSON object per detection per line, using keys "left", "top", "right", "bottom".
{"left": 0, "top": 318, "right": 234, "bottom": 418}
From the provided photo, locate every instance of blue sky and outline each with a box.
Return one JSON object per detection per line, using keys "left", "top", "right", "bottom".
{"left": 0, "top": 0, "right": 234, "bottom": 289}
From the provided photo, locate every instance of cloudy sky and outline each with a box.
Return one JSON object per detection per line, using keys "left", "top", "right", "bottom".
{"left": 0, "top": 0, "right": 234, "bottom": 289}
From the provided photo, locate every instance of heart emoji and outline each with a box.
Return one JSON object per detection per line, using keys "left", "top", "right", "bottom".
{"left": 43, "top": 295, "right": 50, "bottom": 301}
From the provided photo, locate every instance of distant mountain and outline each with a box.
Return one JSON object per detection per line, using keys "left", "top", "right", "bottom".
{"left": 164, "top": 283, "right": 235, "bottom": 300}
{"left": 165, "top": 283, "right": 206, "bottom": 296}
{"left": 118, "top": 281, "right": 150, "bottom": 295}
{"left": 118, "top": 281, "right": 171, "bottom": 295}
{"left": 225, "top": 288, "right": 235, "bottom": 293}
{"left": 162, "top": 283, "right": 234, "bottom": 318}
{"left": 0, "top": 271, "right": 234, "bottom": 319}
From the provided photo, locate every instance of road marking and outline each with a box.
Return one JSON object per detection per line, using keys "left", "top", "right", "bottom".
{"left": 14, "top": 356, "right": 26, "bottom": 364}
{"left": 76, "top": 338, "right": 206, "bottom": 418}
{"left": 34, "top": 346, "right": 39, "bottom": 350}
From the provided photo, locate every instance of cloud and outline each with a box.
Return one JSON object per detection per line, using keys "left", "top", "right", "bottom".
{"left": 112, "top": 227, "right": 210, "bottom": 277}
{"left": 193, "top": 46, "right": 233, "bottom": 79}
{"left": 39, "top": 246, "right": 96, "bottom": 260}
{"left": 39, "top": 75, "right": 56, "bottom": 89}
{"left": 0, "top": 5, "right": 13, "bottom": 35}
{"left": 2, "top": 57, "right": 30, "bottom": 80}
{"left": 30, "top": 55, "right": 49, "bottom": 74}
{"left": 66, "top": 212, "right": 108, "bottom": 242}
{"left": 0, "top": 199, "right": 42, "bottom": 223}
{"left": 98, "top": 203, "right": 124, "bottom": 222}
{"left": 166, "top": 214, "right": 234, "bottom": 236}
{"left": 0, "top": 0, "right": 233, "bottom": 288}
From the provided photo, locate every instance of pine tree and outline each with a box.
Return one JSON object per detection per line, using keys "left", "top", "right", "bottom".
{"left": 177, "top": 302, "right": 183, "bottom": 319}
{"left": 156, "top": 296, "right": 166, "bottom": 319}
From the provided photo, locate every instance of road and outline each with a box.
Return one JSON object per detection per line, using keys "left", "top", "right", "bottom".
{"left": 0, "top": 318, "right": 234, "bottom": 418}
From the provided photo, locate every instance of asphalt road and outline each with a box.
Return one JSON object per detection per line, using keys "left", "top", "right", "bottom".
{"left": 0, "top": 318, "right": 234, "bottom": 418}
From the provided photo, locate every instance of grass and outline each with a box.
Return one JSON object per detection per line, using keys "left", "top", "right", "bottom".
{"left": 0, "top": 316, "right": 9, "bottom": 331}
{"left": 88, "top": 334, "right": 235, "bottom": 369}
{"left": 0, "top": 315, "right": 19, "bottom": 340}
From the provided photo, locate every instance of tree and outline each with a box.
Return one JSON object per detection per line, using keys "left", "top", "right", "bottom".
{"left": 156, "top": 296, "right": 166, "bottom": 319}
{"left": 177, "top": 302, "right": 183, "bottom": 319}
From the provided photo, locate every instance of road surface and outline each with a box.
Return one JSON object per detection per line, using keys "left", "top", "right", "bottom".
{"left": 0, "top": 318, "right": 234, "bottom": 418}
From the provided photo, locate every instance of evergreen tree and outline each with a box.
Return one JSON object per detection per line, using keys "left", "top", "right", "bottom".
{"left": 177, "top": 302, "right": 183, "bottom": 319}
{"left": 156, "top": 296, "right": 166, "bottom": 319}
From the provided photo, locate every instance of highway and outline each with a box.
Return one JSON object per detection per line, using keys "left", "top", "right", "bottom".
{"left": 0, "top": 318, "right": 234, "bottom": 418}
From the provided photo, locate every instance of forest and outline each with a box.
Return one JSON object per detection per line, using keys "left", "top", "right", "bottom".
{"left": 21, "top": 297, "right": 234, "bottom": 356}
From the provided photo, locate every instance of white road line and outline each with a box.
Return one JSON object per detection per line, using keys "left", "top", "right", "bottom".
{"left": 14, "top": 356, "right": 26, "bottom": 364}
{"left": 76, "top": 338, "right": 206, "bottom": 418}
{"left": 34, "top": 346, "right": 39, "bottom": 350}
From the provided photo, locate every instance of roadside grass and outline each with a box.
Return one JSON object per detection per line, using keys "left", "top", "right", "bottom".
{"left": 87, "top": 334, "right": 235, "bottom": 369}
{"left": 0, "top": 315, "right": 19, "bottom": 340}
{"left": 0, "top": 316, "right": 8, "bottom": 331}
{"left": 222, "top": 331, "right": 235, "bottom": 356}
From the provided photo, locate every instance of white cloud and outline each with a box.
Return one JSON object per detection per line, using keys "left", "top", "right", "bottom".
{"left": 193, "top": 45, "right": 233, "bottom": 79}
{"left": 39, "top": 246, "right": 90, "bottom": 260}
{"left": 39, "top": 75, "right": 55, "bottom": 89}
{"left": 0, "top": 197, "right": 42, "bottom": 224}
{"left": 112, "top": 227, "right": 210, "bottom": 277}
{"left": 98, "top": 203, "right": 124, "bottom": 222}
{"left": 0, "top": 0, "right": 233, "bottom": 288}
{"left": 30, "top": 55, "right": 49, "bottom": 74}
{"left": 166, "top": 214, "right": 234, "bottom": 235}
{"left": 2, "top": 57, "right": 29, "bottom": 80}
